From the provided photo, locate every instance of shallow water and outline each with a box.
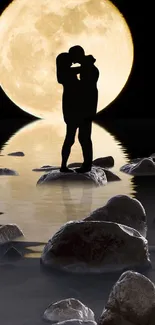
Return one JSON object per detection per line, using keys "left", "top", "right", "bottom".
{"left": 0, "top": 118, "right": 155, "bottom": 325}
{"left": 0, "top": 119, "right": 133, "bottom": 244}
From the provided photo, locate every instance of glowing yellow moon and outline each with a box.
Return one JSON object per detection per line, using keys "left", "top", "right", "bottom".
{"left": 0, "top": 0, "right": 133, "bottom": 119}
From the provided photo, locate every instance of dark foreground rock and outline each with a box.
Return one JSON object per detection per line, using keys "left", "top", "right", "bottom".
{"left": 7, "top": 151, "right": 25, "bottom": 156}
{"left": 37, "top": 166, "right": 107, "bottom": 187}
{"left": 98, "top": 271, "right": 155, "bottom": 325}
{"left": 120, "top": 157, "right": 155, "bottom": 175}
{"left": 0, "top": 224, "right": 24, "bottom": 244}
{"left": 0, "top": 168, "right": 19, "bottom": 176}
{"left": 83, "top": 195, "right": 147, "bottom": 237}
{"left": 43, "top": 298, "right": 95, "bottom": 323}
{"left": 41, "top": 221, "right": 151, "bottom": 274}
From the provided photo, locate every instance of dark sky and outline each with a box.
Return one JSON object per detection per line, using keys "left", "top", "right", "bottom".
{"left": 0, "top": 0, "right": 144, "bottom": 121}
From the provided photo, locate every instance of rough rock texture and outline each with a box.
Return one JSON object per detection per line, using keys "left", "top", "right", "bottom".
{"left": 37, "top": 167, "right": 107, "bottom": 187}
{"left": 120, "top": 157, "right": 155, "bottom": 175}
{"left": 43, "top": 298, "right": 95, "bottom": 323}
{"left": 55, "top": 321, "right": 97, "bottom": 325}
{"left": 7, "top": 151, "right": 25, "bottom": 156}
{"left": 41, "top": 221, "right": 150, "bottom": 273}
{"left": 0, "top": 224, "right": 24, "bottom": 244}
{"left": 68, "top": 156, "right": 114, "bottom": 169}
{"left": 98, "top": 271, "right": 155, "bottom": 325}
{"left": 0, "top": 168, "right": 19, "bottom": 176}
{"left": 83, "top": 195, "right": 147, "bottom": 237}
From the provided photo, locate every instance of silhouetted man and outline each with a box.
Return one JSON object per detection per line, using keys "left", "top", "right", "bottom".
{"left": 57, "top": 45, "right": 99, "bottom": 173}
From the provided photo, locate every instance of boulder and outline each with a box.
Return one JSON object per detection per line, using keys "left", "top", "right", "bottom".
{"left": 120, "top": 157, "right": 155, "bottom": 175}
{"left": 0, "top": 224, "right": 24, "bottom": 244}
{"left": 98, "top": 271, "right": 155, "bottom": 325}
{"left": 83, "top": 195, "right": 147, "bottom": 237}
{"left": 0, "top": 168, "right": 19, "bottom": 176}
{"left": 7, "top": 151, "right": 25, "bottom": 156}
{"left": 41, "top": 221, "right": 151, "bottom": 273}
{"left": 43, "top": 298, "right": 95, "bottom": 323}
{"left": 37, "top": 166, "right": 107, "bottom": 187}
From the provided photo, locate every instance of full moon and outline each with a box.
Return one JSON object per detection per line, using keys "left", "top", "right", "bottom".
{"left": 0, "top": 0, "right": 133, "bottom": 119}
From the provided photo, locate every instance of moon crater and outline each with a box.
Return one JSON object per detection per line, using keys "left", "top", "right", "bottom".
{"left": 0, "top": 0, "right": 133, "bottom": 119}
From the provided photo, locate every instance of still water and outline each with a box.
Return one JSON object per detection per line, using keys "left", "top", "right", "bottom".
{"left": 0, "top": 119, "right": 133, "bottom": 245}
{"left": 0, "top": 118, "right": 155, "bottom": 325}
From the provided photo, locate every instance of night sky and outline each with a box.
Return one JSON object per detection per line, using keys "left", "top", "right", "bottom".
{"left": 0, "top": 0, "right": 144, "bottom": 121}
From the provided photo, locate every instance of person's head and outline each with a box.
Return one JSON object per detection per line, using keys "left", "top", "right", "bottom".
{"left": 84, "top": 55, "right": 96, "bottom": 65}
{"left": 69, "top": 45, "right": 85, "bottom": 63}
{"left": 56, "top": 52, "right": 71, "bottom": 69}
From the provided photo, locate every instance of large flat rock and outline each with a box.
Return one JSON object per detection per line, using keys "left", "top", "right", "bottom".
{"left": 41, "top": 221, "right": 151, "bottom": 274}
{"left": 37, "top": 166, "right": 107, "bottom": 187}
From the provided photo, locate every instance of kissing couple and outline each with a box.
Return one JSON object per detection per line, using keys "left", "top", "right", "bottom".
{"left": 56, "top": 45, "right": 99, "bottom": 173}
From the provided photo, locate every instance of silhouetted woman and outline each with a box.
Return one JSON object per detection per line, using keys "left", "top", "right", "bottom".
{"left": 56, "top": 52, "right": 80, "bottom": 172}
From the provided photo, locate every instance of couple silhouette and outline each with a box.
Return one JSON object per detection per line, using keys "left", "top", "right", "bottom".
{"left": 56, "top": 45, "right": 99, "bottom": 173}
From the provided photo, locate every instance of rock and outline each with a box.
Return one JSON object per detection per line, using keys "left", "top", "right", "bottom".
{"left": 0, "top": 224, "right": 24, "bottom": 244}
{"left": 32, "top": 165, "right": 59, "bottom": 172}
{"left": 40, "top": 221, "right": 150, "bottom": 273}
{"left": 55, "top": 321, "right": 97, "bottom": 325}
{"left": 43, "top": 298, "right": 95, "bottom": 323}
{"left": 68, "top": 157, "right": 114, "bottom": 169}
{"left": 37, "top": 166, "right": 107, "bottom": 187}
{"left": 2, "top": 245, "right": 23, "bottom": 259}
{"left": 92, "top": 156, "right": 114, "bottom": 168}
{"left": 120, "top": 157, "right": 155, "bottom": 175}
{"left": 98, "top": 271, "right": 155, "bottom": 325}
{"left": 0, "top": 168, "right": 19, "bottom": 176}
{"left": 83, "top": 195, "right": 147, "bottom": 237}
{"left": 102, "top": 169, "right": 120, "bottom": 182}
{"left": 7, "top": 151, "right": 25, "bottom": 156}
{"left": 68, "top": 163, "right": 82, "bottom": 168}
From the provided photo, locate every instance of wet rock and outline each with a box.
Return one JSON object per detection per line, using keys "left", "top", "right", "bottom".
{"left": 0, "top": 168, "right": 19, "bottom": 176}
{"left": 37, "top": 166, "right": 107, "bottom": 187}
{"left": 92, "top": 156, "right": 114, "bottom": 168}
{"left": 98, "top": 271, "right": 155, "bottom": 325}
{"left": 0, "top": 224, "right": 24, "bottom": 244}
{"left": 68, "top": 157, "right": 114, "bottom": 169}
{"left": 55, "top": 321, "right": 97, "bottom": 325}
{"left": 41, "top": 221, "right": 150, "bottom": 274}
{"left": 120, "top": 157, "right": 155, "bottom": 175}
{"left": 83, "top": 195, "right": 147, "bottom": 237}
{"left": 43, "top": 298, "right": 95, "bottom": 323}
{"left": 7, "top": 151, "right": 25, "bottom": 156}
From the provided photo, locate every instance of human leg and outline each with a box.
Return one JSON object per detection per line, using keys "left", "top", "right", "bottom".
{"left": 60, "top": 123, "right": 77, "bottom": 172}
{"left": 76, "top": 120, "right": 93, "bottom": 173}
